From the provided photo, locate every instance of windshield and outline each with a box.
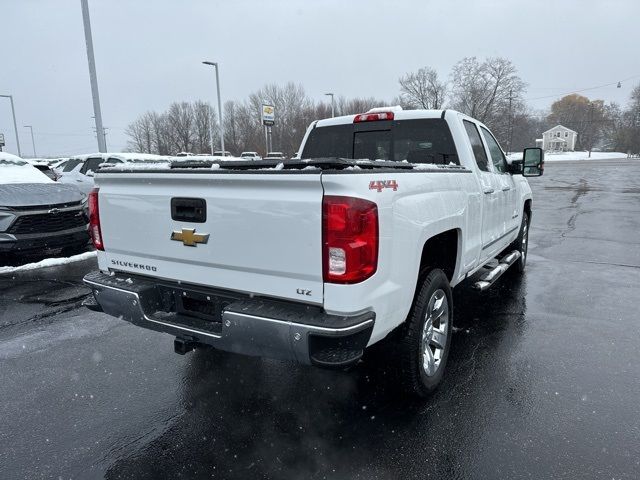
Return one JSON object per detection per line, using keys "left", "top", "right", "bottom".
{"left": 301, "top": 119, "right": 459, "bottom": 164}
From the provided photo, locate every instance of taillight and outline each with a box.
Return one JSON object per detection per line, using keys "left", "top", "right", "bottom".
{"left": 88, "top": 187, "right": 104, "bottom": 251}
{"left": 353, "top": 111, "right": 394, "bottom": 123}
{"left": 322, "top": 196, "right": 378, "bottom": 284}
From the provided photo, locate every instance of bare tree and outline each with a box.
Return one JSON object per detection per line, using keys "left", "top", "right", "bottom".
{"left": 125, "top": 111, "right": 155, "bottom": 153}
{"left": 123, "top": 85, "right": 398, "bottom": 157}
{"left": 223, "top": 100, "right": 243, "bottom": 154}
{"left": 166, "top": 102, "right": 195, "bottom": 153}
{"left": 192, "top": 100, "right": 215, "bottom": 154}
{"left": 398, "top": 67, "right": 446, "bottom": 109}
{"left": 247, "top": 83, "right": 315, "bottom": 155}
{"left": 450, "top": 57, "right": 526, "bottom": 145}
{"left": 334, "top": 96, "right": 389, "bottom": 116}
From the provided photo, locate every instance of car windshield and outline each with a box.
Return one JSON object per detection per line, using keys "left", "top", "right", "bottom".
{"left": 301, "top": 118, "right": 459, "bottom": 164}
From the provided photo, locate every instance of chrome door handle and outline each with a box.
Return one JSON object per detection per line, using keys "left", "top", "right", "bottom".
{"left": 502, "top": 186, "right": 511, "bottom": 191}
{"left": 483, "top": 188, "right": 495, "bottom": 194}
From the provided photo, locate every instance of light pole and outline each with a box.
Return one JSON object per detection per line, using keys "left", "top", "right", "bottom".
{"left": 81, "top": 0, "right": 106, "bottom": 153}
{"left": 23, "top": 125, "right": 36, "bottom": 157}
{"left": 324, "top": 93, "right": 335, "bottom": 118}
{"left": 202, "top": 61, "right": 225, "bottom": 154}
{"left": 0, "top": 94, "right": 22, "bottom": 156}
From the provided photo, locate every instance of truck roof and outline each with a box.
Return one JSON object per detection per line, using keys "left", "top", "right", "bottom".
{"left": 315, "top": 109, "right": 452, "bottom": 128}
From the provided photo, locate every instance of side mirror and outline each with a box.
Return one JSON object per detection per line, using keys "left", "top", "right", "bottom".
{"left": 522, "top": 148, "right": 544, "bottom": 177}
{"left": 508, "top": 159, "right": 523, "bottom": 174}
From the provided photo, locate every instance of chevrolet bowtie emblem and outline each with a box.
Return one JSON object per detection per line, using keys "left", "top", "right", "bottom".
{"left": 170, "top": 228, "right": 210, "bottom": 247}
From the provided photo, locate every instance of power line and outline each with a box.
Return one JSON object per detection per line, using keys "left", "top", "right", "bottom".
{"left": 526, "top": 74, "right": 640, "bottom": 101}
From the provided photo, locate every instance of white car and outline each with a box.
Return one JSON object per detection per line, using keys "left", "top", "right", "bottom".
{"left": 83, "top": 108, "right": 543, "bottom": 396}
{"left": 57, "top": 153, "right": 168, "bottom": 195}
{"left": 240, "top": 152, "right": 262, "bottom": 161}
{"left": 213, "top": 151, "right": 233, "bottom": 157}
{"left": 264, "top": 152, "right": 286, "bottom": 160}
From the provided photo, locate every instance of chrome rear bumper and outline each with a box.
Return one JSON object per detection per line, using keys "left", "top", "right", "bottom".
{"left": 84, "top": 271, "right": 374, "bottom": 367}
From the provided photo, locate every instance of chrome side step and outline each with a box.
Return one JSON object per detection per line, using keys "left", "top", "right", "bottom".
{"left": 473, "top": 250, "right": 521, "bottom": 291}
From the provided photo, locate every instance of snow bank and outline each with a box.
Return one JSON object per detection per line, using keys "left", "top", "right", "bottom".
{"left": 508, "top": 151, "right": 629, "bottom": 162}
{"left": 0, "top": 251, "right": 96, "bottom": 275}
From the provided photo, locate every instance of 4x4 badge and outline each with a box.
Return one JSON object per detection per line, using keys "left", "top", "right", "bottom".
{"left": 369, "top": 180, "right": 398, "bottom": 192}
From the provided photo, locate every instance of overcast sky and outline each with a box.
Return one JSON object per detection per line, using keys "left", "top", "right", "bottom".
{"left": 1, "top": 0, "right": 639, "bottom": 157}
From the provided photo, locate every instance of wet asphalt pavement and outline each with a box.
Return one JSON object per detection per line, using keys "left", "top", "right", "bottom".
{"left": 1, "top": 159, "right": 640, "bottom": 479}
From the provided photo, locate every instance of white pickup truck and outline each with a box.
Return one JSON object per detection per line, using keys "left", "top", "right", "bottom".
{"left": 84, "top": 108, "right": 543, "bottom": 396}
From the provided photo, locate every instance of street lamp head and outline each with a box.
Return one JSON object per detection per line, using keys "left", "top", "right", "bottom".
{"left": 202, "top": 61, "right": 217, "bottom": 66}
{"left": 324, "top": 93, "right": 334, "bottom": 96}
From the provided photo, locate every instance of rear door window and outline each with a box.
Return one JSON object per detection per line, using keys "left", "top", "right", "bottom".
{"left": 62, "top": 159, "right": 82, "bottom": 172}
{"left": 463, "top": 120, "right": 490, "bottom": 172}
{"left": 81, "top": 157, "right": 104, "bottom": 175}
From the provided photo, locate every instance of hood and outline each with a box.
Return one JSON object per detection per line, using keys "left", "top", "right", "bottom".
{"left": 0, "top": 183, "right": 85, "bottom": 208}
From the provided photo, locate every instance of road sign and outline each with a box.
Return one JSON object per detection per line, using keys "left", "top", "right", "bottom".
{"left": 262, "top": 104, "right": 275, "bottom": 126}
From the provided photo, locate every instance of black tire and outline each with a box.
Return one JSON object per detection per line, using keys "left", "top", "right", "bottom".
{"left": 393, "top": 268, "right": 453, "bottom": 397}
{"left": 510, "top": 211, "right": 530, "bottom": 273}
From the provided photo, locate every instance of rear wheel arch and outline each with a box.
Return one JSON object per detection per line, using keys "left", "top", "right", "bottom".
{"left": 416, "top": 229, "right": 460, "bottom": 290}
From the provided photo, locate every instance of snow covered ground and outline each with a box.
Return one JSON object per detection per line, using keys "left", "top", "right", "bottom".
{"left": 0, "top": 251, "right": 96, "bottom": 275}
{"left": 508, "top": 151, "right": 630, "bottom": 162}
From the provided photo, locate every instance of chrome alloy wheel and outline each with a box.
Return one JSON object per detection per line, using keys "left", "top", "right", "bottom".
{"left": 421, "top": 289, "right": 449, "bottom": 377}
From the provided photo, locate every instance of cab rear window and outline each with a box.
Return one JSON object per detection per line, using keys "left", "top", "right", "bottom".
{"left": 301, "top": 119, "right": 459, "bottom": 165}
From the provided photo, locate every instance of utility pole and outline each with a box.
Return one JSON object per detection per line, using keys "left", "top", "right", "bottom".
{"left": 202, "top": 61, "right": 225, "bottom": 154}
{"left": 0, "top": 94, "right": 22, "bottom": 156}
{"left": 81, "top": 0, "right": 106, "bottom": 153}
{"left": 94, "top": 126, "right": 109, "bottom": 151}
{"left": 24, "top": 125, "right": 36, "bottom": 157}
{"left": 325, "top": 93, "right": 335, "bottom": 118}
{"left": 507, "top": 89, "right": 513, "bottom": 154}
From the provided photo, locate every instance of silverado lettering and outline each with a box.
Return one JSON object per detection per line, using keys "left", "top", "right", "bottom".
{"left": 110, "top": 259, "right": 157, "bottom": 272}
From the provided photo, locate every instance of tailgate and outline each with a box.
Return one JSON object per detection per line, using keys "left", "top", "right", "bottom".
{"left": 96, "top": 172, "right": 324, "bottom": 305}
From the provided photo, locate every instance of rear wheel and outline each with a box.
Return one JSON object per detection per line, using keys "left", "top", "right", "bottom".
{"left": 394, "top": 268, "right": 453, "bottom": 397}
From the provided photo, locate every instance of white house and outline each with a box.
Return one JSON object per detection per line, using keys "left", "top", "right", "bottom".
{"left": 542, "top": 125, "right": 578, "bottom": 152}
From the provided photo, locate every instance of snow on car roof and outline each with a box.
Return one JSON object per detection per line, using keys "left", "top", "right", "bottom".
{"left": 70, "top": 152, "right": 168, "bottom": 162}
{"left": 0, "top": 152, "right": 27, "bottom": 165}
{"left": 0, "top": 157, "right": 54, "bottom": 184}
